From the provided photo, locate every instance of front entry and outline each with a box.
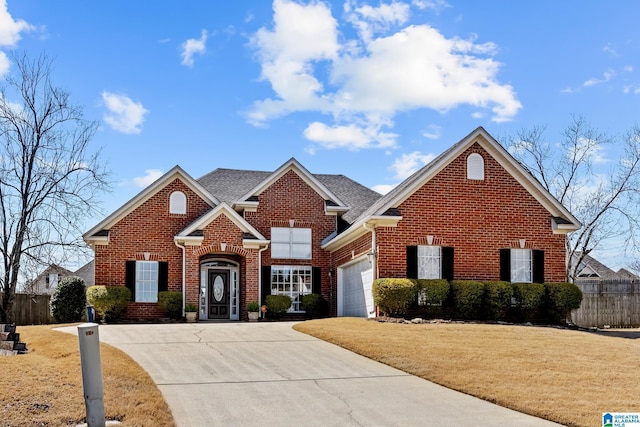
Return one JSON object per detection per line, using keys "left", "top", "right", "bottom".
{"left": 200, "top": 259, "right": 240, "bottom": 321}
{"left": 208, "top": 270, "right": 229, "bottom": 319}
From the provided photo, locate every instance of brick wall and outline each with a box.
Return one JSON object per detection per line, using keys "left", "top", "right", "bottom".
{"left": 93, "top": 178, "right": 211, "bottom": 319}
{"left": 370, "top": 143, "right": 567, "bottom": 282}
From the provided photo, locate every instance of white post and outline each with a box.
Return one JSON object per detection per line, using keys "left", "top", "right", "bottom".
{"left": 77, "top": 322, "right": 105, "bottom": 427}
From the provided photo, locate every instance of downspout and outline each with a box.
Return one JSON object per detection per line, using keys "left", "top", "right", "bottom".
{"left": 363, "top": 222, "right": 377, "bottom": 317}
{"left": 257, "top": 244, "right": 270, "bottom": 316}
{"left": 175, "top": 240, "right": 186, "bottom": 317}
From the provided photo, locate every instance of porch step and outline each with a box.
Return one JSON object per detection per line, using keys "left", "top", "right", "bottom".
{"left": 0, "top": 324, "right": 27, "bottom": 356}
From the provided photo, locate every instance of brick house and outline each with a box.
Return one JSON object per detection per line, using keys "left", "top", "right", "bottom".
{"left": 83, "top": 127, "right": 580, "bottom": 321}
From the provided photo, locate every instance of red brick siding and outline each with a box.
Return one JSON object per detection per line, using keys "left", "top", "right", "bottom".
{"left": 93, "top": 178, "right": 211, "bottom": 319}
{"left": 372, "top": 143, "right": 566, "bottom": 282}
{"left": 244, "top": 170, "right": 336, "bottom": 300}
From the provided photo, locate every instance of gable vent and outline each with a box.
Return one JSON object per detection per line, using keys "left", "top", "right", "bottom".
{"left": 467, "top": 153, "right": 485, "bottom": 180}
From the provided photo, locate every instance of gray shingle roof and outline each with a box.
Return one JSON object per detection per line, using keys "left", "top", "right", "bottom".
{"left": 197, "top": 168, "right": 381, "bottom": 225}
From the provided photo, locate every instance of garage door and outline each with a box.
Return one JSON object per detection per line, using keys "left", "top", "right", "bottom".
{"left": 340, "top": 259, "right": 374, "bottom": 318}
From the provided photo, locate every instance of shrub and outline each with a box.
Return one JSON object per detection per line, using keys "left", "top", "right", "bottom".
{"left": 265, "top": 294, "right": 292, "bottom": 318}
{"left": 184, "top": 303, "right": 198, "bottom": 312}
{"left": 50, "top": 276, "right": 86, "bottom": 323}
{"left": 451, "top": 280, "right": 484, "bottom": 320}
{"left": 414, "top": 279, "right": 449, "bottom": 318}
{"left": 483, "top": 281, "right": 513, "bottom": 320}
{"left": 372, "top": 278, "right": 416, "bottom": 317}
{"left": 300, "top": 293, "right": 328, "bottom": 318}
{"left": 158, "top": 291, "right": 183, "bottom": 319}
{"left": 86, "top": 286, "right": 131, "bottom": 323}
{"left": 246, "top": 301, "right": 261, "bottom": 312}
{"left": 544, "top": 282, "right": 583, "bottom": 324}
{"left": 511, "top": 282, "right": 545, "bottom": 322}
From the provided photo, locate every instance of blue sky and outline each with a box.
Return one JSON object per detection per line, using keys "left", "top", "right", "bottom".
{"left": 2, "top": 1, "right": 640, "bottom": 269}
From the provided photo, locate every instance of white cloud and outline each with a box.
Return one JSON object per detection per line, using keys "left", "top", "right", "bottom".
{"left": 133, "top": 169, "right": 163, "bottom": 187}
{"left": 0, "top": 0, "right": 34, "bottom": 47}
{"left": 412, "top": 0, "right": 451, "bottom": 12}
{"left": 247, "top": 0, "right": 521, "bottom": 150}
{"left": 180, "top": 29, "right": 208, "bottom": 67}
{"left": 371, "top": 183, "right": 395, "bottom": 195}
{"left": 101, "top": 91, "right": 149, "bottom": 134}
{"left": 422, "top": 124, "right": 441, "bottom": 140}
{"left": 390, "top": 151, "right": 436, "bottom": 179}
{"left": 0, "top": 51, "right": 9, "bottom": 77}
{"left": 583, "top": 69, "right": 615, "bottom": 87}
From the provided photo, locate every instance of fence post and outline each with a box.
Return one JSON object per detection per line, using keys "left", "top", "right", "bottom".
{"left": 77, "top": 322, "right": 105, "bottom": 427}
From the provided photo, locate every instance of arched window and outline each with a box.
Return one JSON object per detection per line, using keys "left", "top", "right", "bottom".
{"left": 467, "top": 153, "right": 484, "bottom": 180}
{"left": 169, "top": 191, "right": 187, "bottom": 214}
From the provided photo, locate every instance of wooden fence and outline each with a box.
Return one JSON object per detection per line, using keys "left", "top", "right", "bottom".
{"left": 10, "top": 294, "right": 53, "bottom": 325}
{"left": 571, "top": 279, "right": 640, "bottom": 328}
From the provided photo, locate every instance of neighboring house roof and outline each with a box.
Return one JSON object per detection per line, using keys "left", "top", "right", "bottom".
{"left": 322, "top": 126, "right": 582, "bottom": 251}
{"left": 26, "top": 264, "right": 75, "bottom": 295}
{"left": 74, "top": 260, "right": 95, "bottom": 287}
{"left": 574, "top": 253, "right": 639, "bottom": 279}
{"left": 84, "top": 166, "right": 218, "bottom": 244}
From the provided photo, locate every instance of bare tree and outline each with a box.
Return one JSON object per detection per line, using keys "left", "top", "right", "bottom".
{"left": 0, "top": 52, "right": 109, "bottom": 323}
{"left": 506, "top": 116, "right": 640, "bottom": 282}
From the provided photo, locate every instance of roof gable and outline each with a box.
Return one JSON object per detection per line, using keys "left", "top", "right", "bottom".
{"left": 235, "top": 158, "right": 347, "bottom": 210}
{"left": 83, "top": 166, "right": 218, "bottom": 242}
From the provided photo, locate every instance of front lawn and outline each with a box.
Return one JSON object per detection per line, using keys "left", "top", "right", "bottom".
{"left": 294, "top": 318, "right": 640, "bottom": 427}
{"left": 0, "top": 324, "right": 175, "bottom": 426}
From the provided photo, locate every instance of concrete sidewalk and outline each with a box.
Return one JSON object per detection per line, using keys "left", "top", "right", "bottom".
{"left": 58, "top": 322, "right": 561, "bottom": 427}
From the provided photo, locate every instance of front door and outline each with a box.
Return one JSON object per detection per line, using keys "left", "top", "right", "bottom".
{"left": 208, "top": 270, "right": 229, "bottom": 319}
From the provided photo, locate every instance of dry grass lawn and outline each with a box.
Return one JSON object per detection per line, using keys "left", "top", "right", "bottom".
{"left": 294, "top": 318, "right": 640, "bottom": 427}
{"left": 0, "top": 324, "right": 175, "bottom": 427}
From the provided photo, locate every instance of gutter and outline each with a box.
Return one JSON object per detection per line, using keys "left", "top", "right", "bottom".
{"left": 174, "top": 240, "right": 187, "bottom": 317}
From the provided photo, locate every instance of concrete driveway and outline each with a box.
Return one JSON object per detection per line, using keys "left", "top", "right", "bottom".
{"left": 59, "top": 322, "right": 560, "bottom": 427}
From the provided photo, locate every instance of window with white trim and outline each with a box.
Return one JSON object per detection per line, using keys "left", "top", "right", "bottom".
{"left": 169, "top": 191, "right": 187, "bottom": 214}
{"left": 270, "top": 265, "right": 312, "bottom": 312}
{"left": 271, "top": 227, "right": 312, "bottom": 259}
{"left": 418, "top": 245, "right": 442, "bottom": 279}
{"left": 510, "top": 249, "right": 532, "bottom": 283}
{"left": 136, "top": 261, "right": 159, "bottom": 302}
{"left": 467, "top": 153, "right": 485, "bottom": 180}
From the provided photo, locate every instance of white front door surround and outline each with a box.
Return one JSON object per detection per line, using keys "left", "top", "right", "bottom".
{"left": 200, "top": 259, "right": 239, "bottom": 321}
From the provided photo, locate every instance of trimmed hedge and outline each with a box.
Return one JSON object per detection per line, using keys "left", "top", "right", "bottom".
{"left": 86, "top": 286, "right": 131, "bottom": 323}
{"left": 451, "top": 280, "right": 484, "bottom": 320}
{"left": 265, "top": 294, "right": 291, "bottom": 318}
{"left": 413, "top": 279, "right": 449, "bottom": 318}
{"left": 301, "top": 293, "right": 328, "bottom": 318}
{"left": 158, "top": 291, "right": 183, "bottom": 320}
{"left": 483, "top": 281, "right": 513, "bottom": 320}
{"left": 50, "top": 276, "right": 87, "bottom": 323}
{"left": 544, "top": 282, "right": 583, "bottom": 324}
{"left": 511, "top": 282, "right": 545, "bottom": 322}
{"left": 372, "top": 278, "right": 416, "bottom": 317}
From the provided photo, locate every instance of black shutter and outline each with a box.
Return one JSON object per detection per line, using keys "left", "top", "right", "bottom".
{"left": 125, "top": 260, "right": 136, "bottom": 301}
{"left": 158, "top": 261, "right": 168, "bottom": 292}
{"left": 441, "top": 247, "right": 454, "bottom": 281}
{"left": 312, "top": 267, "right": 322, "bottom": 294}
{"left": 500, "top": 249, "right": 511, "bottom": 282}
{"left": 261, "top": 265, "right": 271, "bottom": 304}
{"left": 533, "top": 250, "right": 545, "bottom": 283}
{"left": 407, "top": 246, "right": 418, "bottom": 279}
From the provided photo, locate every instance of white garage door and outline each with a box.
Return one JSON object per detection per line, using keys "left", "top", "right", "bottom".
{"left": 339, "top": 258, "right": 374, "bottom": 318}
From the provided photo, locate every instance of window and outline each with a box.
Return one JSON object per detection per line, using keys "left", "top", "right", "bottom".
{"left": 169, "top": 191, "right": 187, "bottom": 214}
{"left": 126, "top": 260, "right": 168, "bottom": 303}
{"left": 407, "top": 246, "right": 454, "bottom": 281}
{"left": 271, "top": 227, "right": 312, "bottom": 259}
{"left": 135, "top": 261, "right": 159, "bottom": 302}
{"left": 500, "top": 249, "right": 544, "bottom": 283}
{"left": 418, "top": 246, "right": 441, "bottom": 279}
{"left": 270, "top": 266, "right": 312, "bottom": 312}
{"left": 467, "top": 153, "right": 484, "bottom": 180}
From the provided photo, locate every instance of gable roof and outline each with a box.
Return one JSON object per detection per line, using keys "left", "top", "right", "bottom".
{"left": 84, "top": 165, "right": 218, "bottom": 244}
{"left": 197, "top": 159, "right": 381, "bottom": 223}
{"left": 574, "top": 252, "right": 639, "bottom": 279}
{"left": 323, "top": 127, "right": 581, "bottom": 250}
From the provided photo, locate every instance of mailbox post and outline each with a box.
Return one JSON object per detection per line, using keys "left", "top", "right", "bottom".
{"left": 77, "top": 322, "right": 105, "bottom": 427}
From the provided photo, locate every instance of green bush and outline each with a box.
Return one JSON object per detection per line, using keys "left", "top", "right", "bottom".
{"left": 451, "top": 280, "right": 484, "bottom": 320}
{"left": 413, "top": 279, "right": 449, "bottom": 318}
{"left": 300, "top": 293, "right": 328, "bottom": 318}
{"left": 50, "top": 276, "right": 86, "bottom": 323}
{"left": 372, "top": 278, "right": 416, "bottom": 317}
{"left": 158, "top": 291, "right": 183, "bottom": 319}
{"left": 86, "top": 286, "right": 131, "bottom": 323}
{"left": 265, "top": 294, "right": 292, "bottom": 318}
{"left": 246, "top": 301, "right": 261, "bottom": 312}
{"left": 544, "top": 282, "right": 583, "bottom": 324}
{"left": 511, "top": 282, "right": 545, "bottom": 322}
{"left": 483, "top": 281, "right": 513, "bottom": 320}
